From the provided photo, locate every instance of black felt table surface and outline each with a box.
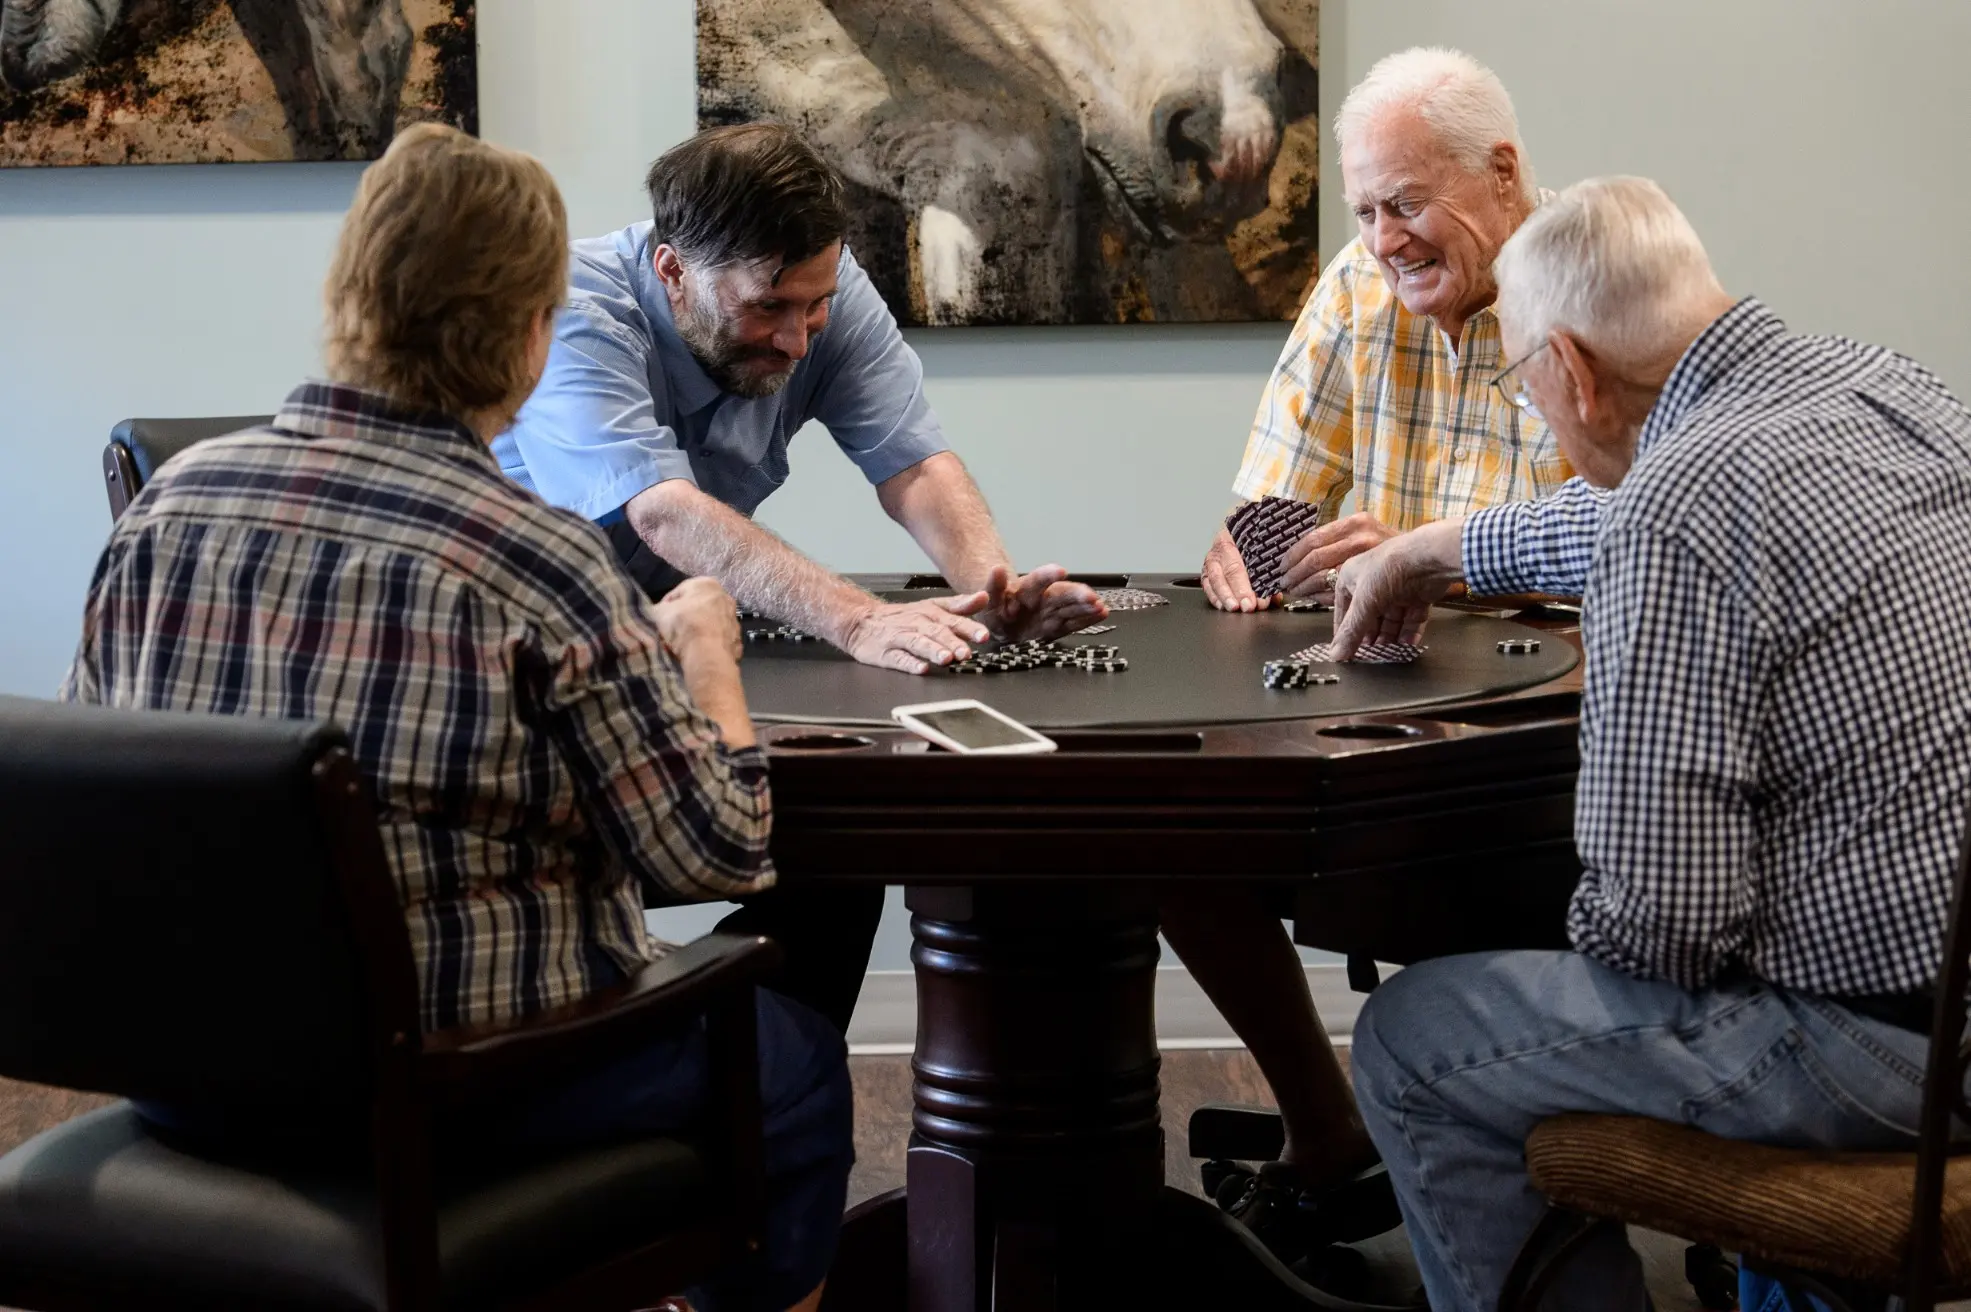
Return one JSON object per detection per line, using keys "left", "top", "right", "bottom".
{"left": 741, "top": 577, "right": 1578, "bottom": 729}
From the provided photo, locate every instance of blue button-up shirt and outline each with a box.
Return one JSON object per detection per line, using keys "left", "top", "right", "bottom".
{"left": 495, "top": 221, "right": 950, "bottom": 524}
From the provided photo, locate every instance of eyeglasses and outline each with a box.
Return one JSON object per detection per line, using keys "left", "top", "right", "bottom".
{"left": 1491, "top": 341, "right": 1550, "bottom": 419}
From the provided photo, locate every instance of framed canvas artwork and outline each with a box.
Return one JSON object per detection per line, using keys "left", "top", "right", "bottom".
{"left": 699, "top": 0, "right": 1321, "bottom": 326}
{"left": 0, "top": 0, "right": 477, "bottom": 167}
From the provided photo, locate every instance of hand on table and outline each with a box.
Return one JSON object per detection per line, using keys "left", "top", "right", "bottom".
{"left": 843, "top": 592, "right": 994, "bottom": 675}
{"left": 1202, "top": 526, "right": 1270, "bottom": 611}
{"left": 1278, "top": 513, "right": 1400, "bottom": 602}
{"left": 1330, "top": 519, "right": 1467, "bottom": 660}
{"left": 651, "top": 576, "right": 744, "bottom": 664}
{"left": 981, "top": 564, "right": 1109, "bottom": 641}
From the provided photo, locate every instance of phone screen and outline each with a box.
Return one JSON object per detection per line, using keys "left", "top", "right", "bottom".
{"left": 912, "top": 706, "right": 1045, "bottom": 749}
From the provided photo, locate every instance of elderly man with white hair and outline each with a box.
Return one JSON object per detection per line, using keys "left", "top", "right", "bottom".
{"left": 1345, "top": 176, "right": 1971, "bottom": 1310}
{"left": 1163, "top": 47, "right": 1572, "bottom": 1275}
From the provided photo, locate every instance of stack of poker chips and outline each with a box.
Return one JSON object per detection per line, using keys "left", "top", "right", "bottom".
{"left": 1261, "top": 658, "right": 1340, "bottom": 690}
{"left": 745, "top": 623, "right": 821, "bottom": 644}
{"left": 950, "top": 638, "right": 1128, "bottom": 674}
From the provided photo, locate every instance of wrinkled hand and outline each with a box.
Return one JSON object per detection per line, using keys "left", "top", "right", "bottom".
{"left": 982, "top": 564, "right": 1109, "bottom": 641}
{"left": 1330, "top": 520, "right": 1466, "bottom": 660}
{"left": 1278, "top": 513, "right": 1400, "bottom": 600}
{"left": 844, "top": 593, "right": 994, "bottom": 674}
{"left": 652, "top": 575, "right": 743, "bottom": 663}
{"left": 1201, "top": 526, "right": 1270, "bottom": 611}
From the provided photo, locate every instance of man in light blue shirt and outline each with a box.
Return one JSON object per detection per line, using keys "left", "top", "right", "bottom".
{"left": 497, "top": 123, "right": 1105, "bottom": 676}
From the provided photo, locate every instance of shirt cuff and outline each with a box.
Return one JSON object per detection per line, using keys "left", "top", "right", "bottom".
{"left": 571, "top": 450, "right": 699, "bottom": 523}
{"left": 1460, "top": 503, "right": 1530, "bottom": 597}
{"left": 848, "top": 426, "right": 952, "bottom": 487}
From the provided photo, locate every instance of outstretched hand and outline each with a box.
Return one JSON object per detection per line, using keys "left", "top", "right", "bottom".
{"left": 1329, "top": 519, "right": 1467, "bottom": 660}
{"left": 843, "top": 592, "right": 994, "bottom": 675}
{"left": 981, "top": 564, "right": 1109, "bottom": 641}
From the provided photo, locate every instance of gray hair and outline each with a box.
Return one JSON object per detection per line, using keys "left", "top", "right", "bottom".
{"left": 1334, "top": 47, "right": 1537, "bottom": 204}
{"left": 1493, "top": 176, "right": 1726, "bottom": 368}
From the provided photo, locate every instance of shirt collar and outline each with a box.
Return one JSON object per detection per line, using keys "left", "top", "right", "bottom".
{"left": 1636, "top": 297, "right": 1787, "bottom": 460}
{"left": 274, "top": 381, "right": 494, "bottom": 465}
{"left": 635, "top": 231, "right": 726, "bottom": 416}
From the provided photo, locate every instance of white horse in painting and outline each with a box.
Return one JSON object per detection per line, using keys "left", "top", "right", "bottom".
{"left": 702, "top": 0, "right": 1316, "bottom": 324}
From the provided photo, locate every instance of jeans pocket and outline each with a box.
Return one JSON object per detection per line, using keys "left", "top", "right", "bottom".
{"left": 1682, "top": 1024, "right": 1921, "bottom": 1147}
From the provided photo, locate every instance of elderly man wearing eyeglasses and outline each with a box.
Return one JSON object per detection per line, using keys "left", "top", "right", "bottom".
{"left": 1158, "top": 48, "right": 1575, "bottom": 1293}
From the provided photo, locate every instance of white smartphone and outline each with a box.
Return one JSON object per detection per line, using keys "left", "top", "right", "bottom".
{"left": 891, "top": 699, "right": 1058, "bottom": 755}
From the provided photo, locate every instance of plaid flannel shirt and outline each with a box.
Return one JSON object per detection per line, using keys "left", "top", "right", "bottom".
{"left": 62, "top": 382, "right": 775, "bottom": 1031}
{"left": 1232, "top": 233, "right": 1573, "bottom": 530}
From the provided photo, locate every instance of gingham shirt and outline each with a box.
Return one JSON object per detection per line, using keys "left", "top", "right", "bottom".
{"left": 1230, "top": 230, "right": 1573, "bottom": 529}
{"left": 61, "top": 382, "right": 775, "bottom": 1031}
{"left": 1568, "top": 298, "right": 1971, "bottom": 994}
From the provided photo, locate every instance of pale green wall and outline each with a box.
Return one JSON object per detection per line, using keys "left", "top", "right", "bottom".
{"left": 5, "top": 0, "right": 1968, "bottom": 969}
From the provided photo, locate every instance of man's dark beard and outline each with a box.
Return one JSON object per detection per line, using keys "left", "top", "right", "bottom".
{"left": 675, "top": 290, "right": 808, "bottom": 399}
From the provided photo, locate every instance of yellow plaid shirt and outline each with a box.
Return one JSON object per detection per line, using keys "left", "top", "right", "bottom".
{"left": 1231, "top": 235, "right": 1573, "bottom": 529}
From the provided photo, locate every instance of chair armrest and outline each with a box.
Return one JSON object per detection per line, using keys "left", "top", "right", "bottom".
{"left": 418, "top": 932, "right": 783, "bottom": 1100}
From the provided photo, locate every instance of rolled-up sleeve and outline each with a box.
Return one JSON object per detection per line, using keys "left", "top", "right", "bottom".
{"left": 809, "top": 252, "right": 951, "bottom": 485}
{"left": 507, "top": 303, "right": 699, "bottom": 522}
{"left": 544, "top": 609, "right": 775, "bottom": 903}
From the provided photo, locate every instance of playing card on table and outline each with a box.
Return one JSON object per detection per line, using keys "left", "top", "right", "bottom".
{"left": 1226, "top": 496, "right": 1324, "bottom": 596}
{"left": 1289, "top": 641, "right": 1426, "bottom": 665}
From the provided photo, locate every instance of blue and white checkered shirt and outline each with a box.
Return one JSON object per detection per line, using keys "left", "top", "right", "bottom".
{"left": 1560, "top": 298, "right": 1971, "bottom": 994}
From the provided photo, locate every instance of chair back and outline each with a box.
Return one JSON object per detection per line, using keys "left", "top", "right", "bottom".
{"left": 1907, "top": 790, "right": 1971, "bottom": 1306}
{"left": 103, "top": 415, "right": 272, "bottom": 520}
{"left": 0, "top": 696, "right": 418, "bottom": 1111}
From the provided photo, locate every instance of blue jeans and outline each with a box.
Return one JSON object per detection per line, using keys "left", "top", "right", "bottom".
{"left": 1349, "top": 950, "right": 1930, "bottom": 1312}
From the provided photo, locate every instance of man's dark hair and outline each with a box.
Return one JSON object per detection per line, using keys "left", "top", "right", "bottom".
{"left": 646, "top": 123, "right": 847, "bottom": 276}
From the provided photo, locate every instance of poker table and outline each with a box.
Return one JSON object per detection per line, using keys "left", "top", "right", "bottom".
{"left": 760, "top": 573, "right": 1587, "bottom": 1312}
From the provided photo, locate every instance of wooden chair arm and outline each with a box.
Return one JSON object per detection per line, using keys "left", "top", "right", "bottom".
{"left": 418, "top": 933, "right": 783, "bottom": 1100}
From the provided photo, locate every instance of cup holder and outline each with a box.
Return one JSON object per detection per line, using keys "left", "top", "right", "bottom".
{"left": 1315, "top": 722, "right": 1423, "bottom": 740}
{"left": 1168, "top": 575, "right": 1205, "bottom": 588}
{"left": 770, "top": 732, "right": 877, "bottom": 752}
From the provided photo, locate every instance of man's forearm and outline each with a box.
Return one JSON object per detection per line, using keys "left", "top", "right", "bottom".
{"left": 670, "top": 638, "right": 759, "bottom": 750}
{"left": 877, "top": 451, "right": 1011, "bottom": 591}
{"left": 626, "top": 480, "right": 874, "bottom": 645}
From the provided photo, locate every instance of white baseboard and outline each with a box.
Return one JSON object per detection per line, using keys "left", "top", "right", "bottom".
{"left": 845, "top": 963, "right": 1386, "bottom": 1055}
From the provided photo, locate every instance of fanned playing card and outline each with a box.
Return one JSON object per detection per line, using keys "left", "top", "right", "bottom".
{"left": 1226, "top": 496, "right": 1324, "bottom": 596}
{"left": 1289, "top": 641, "right": 1426, "bottom": 665}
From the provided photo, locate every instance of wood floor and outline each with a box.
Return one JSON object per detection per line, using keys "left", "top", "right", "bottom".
{"left": 5, "top": 1056, "right": 1951, "bottom": 1311}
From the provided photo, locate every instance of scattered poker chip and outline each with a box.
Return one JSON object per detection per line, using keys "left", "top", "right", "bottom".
{"left": 1280, "top": 598, "right": 1331, "bottom": 613}
{"left": 1083, "top": 658, "right": 1128, "bottom": 673}
{"left": 1496, "top": 638, "right": 1541, "bottom": 655}
{"left": 1094, "top": 587, "right": 1169, "bottom": 611}
{"left": 1290, "top": 641, "right": 1425, "bottom": 665}
{"left": 1079, "top": 623, "right": 1118, "bottom": 635}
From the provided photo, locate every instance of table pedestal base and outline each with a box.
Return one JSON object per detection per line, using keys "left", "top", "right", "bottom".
{"left": 822, "top": 883, "right": 1380, "bottom": 1312}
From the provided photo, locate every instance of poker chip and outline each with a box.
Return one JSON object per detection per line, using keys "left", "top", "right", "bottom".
{"left": 1261, "top": 658, "right": 1339, "bottom": 690}
{"left": 1079, "top": 623, "right": 1118, "bottom": 635}
{"left": 1496, "top": 638, "right": 1541, "bottom": 655}
{"left": 1280, "top": 598, "right": 1331, "bottom": 613}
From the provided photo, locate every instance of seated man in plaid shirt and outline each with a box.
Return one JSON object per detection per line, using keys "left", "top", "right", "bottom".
{"left": 1337, "top": 176, "right": 1971, "bottom": 1310}
{"left": 61, "top": 125, "right": 845, "bottom": 1312}
{"left": 1166, "top": 48, "right": 1575, "bottom": 1276}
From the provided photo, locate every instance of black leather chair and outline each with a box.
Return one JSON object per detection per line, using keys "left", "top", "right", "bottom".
{"left": 103, "top": 415, "right": 272, "bottom": 519}
{"left": 0, "top": 694, "right": 780, "bottom": 1311}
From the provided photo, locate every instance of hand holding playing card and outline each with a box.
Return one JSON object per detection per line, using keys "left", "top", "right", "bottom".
{"left": 982, "top": 564, "right": 1109, "bottom": 642}
{"left": 1201, "top": 526, "right": 1270, "bottom": 611}
{"left": 1277, "top": 512, "right": 1401, "bottom": 599}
